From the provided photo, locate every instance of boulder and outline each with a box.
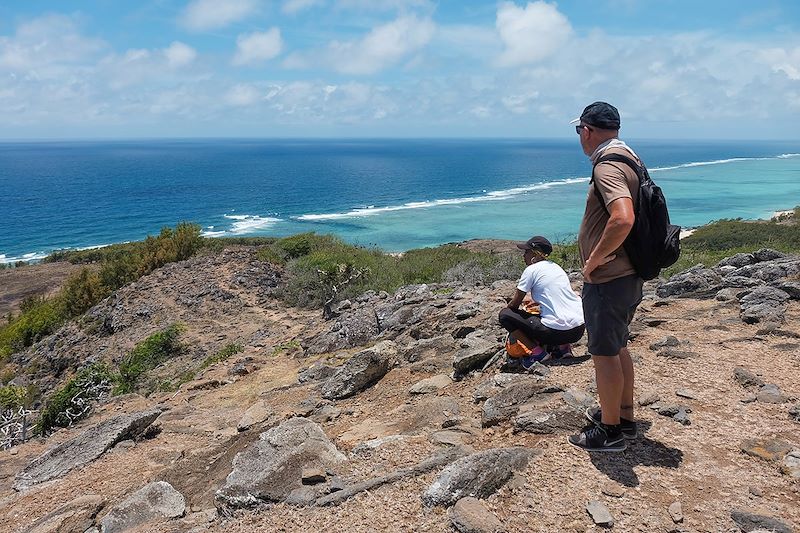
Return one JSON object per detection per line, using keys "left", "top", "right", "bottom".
{"left": 321, "top": 341, "right": 396, "bottom": 400}
{"left": 740, "top": 286, "right": 790, "bottom": 324}
{"left": 422, "top": 447, "right": 533, "bottom": 507}
{"left": 448, "top": 497, "right": 506, "bottom": 533}
{"left": 756, "top": 383, "right": 788, "bottom": 404}
{"left": 777, "top": 280, "right": 800, "bottom": 300}
{"left": 304, "top": 307, "right": 381, "bottom": 355}
{"left": 215, "top": 418, "right": 346, "bottom": 512}
{"left": 23, "top": 495, "right": 105, "bottom": 533}
{"left": 99, "top": 481, "right": 185, "bottom": 533}
{"left": 237, "top": 400, "right": 277, "bottom": 432}
{"left": 718, "top": 253, "right": 755, "bottom": 268}
{"left": 481, "top": 382, "right": 562, "bottom": 427}
{"left": 733, "top": 367, "right": 764, "bottom": 388}
{"left": 752, "top": 248, "right": 787, "bottom": 262}
{"left": 401, "top": 335, "right": 456, "bottom": 363}
{"left": 297, "top": 360, "right": 338, "bottom": 384}
{"left": 14, "top": 409, "right": 161, "bottom": 491}
{"left": 514, "top": 406, "right": 586, "bottom": 434}
{"left": 453, "top": 335, "right": 502, "bottom": 376}
{"left": 730, "top": 509, "right": 792, "bottom": 533}
{"left": 656, "top": 266, "right": 722, "bottom": 298}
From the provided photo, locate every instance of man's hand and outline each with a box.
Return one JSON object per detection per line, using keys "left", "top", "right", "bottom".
{"left": 582, "top": 253, "right": 616, "bottom": 282}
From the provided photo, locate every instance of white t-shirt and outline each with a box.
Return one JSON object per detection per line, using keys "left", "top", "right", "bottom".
{"left": 517, "top": 260, "right": 584, "bottom": 330}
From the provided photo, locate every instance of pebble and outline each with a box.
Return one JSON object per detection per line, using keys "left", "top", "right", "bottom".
{"left": 638, "top": 393, "right": 660, "bottom": 406}
{"left": 601, "top": 483, "right": 625, "bottom": 498}
{"left": 748, "top": 486, "right": 763, "bottom": 497}
{"left": 668, "top": 502, "right": 683, "bottom": 523}
{"left": 586, "top": 500, "right": 614, "bottom": 528}
{"left": 675, "top": 389, "right": 697, "bottom": 399}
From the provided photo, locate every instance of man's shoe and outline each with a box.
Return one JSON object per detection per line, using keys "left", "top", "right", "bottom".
{"left": 585, "top": 406, "right": 638, "bottom": 439}
{"left": 521, "top": 350, "right": 551, "bottom": 369}
{"left": 568, "top": 424, "right": 626, "bottom": 452}
{"left": 549, "top": 343, "right": 574, "bottom": 359}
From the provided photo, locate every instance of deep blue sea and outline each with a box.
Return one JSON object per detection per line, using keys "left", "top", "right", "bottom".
{"left": 1, "top": 139, "right": 799, "bottom": 263}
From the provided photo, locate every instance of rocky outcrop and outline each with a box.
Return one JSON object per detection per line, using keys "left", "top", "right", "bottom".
{"left": 453, "top": 334, "right": 501, "bottom": 376}
{"left": 14, "top": 409, "right": 162, "bottom": 491}
{"left": 99, "top": 481, "right": 185, "bottom": 533}
{"left": 321, "top": 341, "right": 396, "bottom": 399}
{"left": 740, "top": 286, "right": 790, "bottom": 324}
{"left": 422, "top": 447, "right": 534, "bottom": 507}
{"left": 215, "top": 418, "right": 346, "bottom": 512}
{"left": 23, "top": 495, "right": 105, "bottom": 533}
{"left": 304, "top": 307, "right": 382, "bottom": 355}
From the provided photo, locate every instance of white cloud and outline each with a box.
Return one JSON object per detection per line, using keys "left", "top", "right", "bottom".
{"left": 283, "top": 0, "right": 325, "bottom": 15}
{"left": 233, "top": 28, "right": 283, "bottom": 65}
{"left": 164, "top": 41, "right": 197, "bottom": 68}
{"left": 760, "top": 46, "right": 800, "bottom": 80}
{"left": 181, "top": 0, "right": 259, "bottom": 31}
{"left": 496, "top": 1, "right": 572, "bottom": 67}
{"left": 226, "top": 83, "right": 261, "bottom": 106}
{"left": 326, "top": 15, "right": 435, "bottom": 74}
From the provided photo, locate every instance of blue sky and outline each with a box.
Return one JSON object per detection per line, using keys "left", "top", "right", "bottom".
{"left": 1, "top": 1, "right": 799, "bottom": 139}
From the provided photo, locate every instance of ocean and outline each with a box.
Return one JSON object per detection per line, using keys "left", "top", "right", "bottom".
{"left": 1, "top": 139, "right": 799, "bottom": 263}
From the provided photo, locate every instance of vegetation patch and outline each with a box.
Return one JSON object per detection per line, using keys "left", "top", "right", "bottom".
{"left": 116, "top": 324, "right": 185, "bottom": 394}
{"left": 199, "top": 342, "right": 244, "bottom": 370}
{"left": 37, "top": 364, "right": 114, "bottom": 434}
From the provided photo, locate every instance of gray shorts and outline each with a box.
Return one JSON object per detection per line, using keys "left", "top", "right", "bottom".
{"left": 582, "top": 274, "right": 643, "bottom": 356}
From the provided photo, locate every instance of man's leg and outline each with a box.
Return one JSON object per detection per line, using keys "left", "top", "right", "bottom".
{"left": 619, "top": 347, "right": 634, "bottom": 421}
{"left": 592, "top": 354, "right": 623, "bottom": 425}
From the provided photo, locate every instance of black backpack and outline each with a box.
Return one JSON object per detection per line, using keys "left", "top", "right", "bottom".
{"left": 592, "top": 152, "right": 681, "bottom": 281}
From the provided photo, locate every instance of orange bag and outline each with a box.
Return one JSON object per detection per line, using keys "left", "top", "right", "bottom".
{"left": 505, "top": 333, "right": 533, "bottom": 358}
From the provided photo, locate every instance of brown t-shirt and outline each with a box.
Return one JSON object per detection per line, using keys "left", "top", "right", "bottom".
{"left": 577, "top": 145, "right": 640, "bottom": 284}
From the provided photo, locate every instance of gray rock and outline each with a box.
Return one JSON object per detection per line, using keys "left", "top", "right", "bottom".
{"left": 586, "top": 500, "right": 614, "bottom": 528}
{"left": 284, "top": 486, "right": 323, "bottom": 506}
{"left": 448, "top": 497, "right": 506, "bottom": 533}
{"left": 215, "top": 418, "right": 346, "bottom": 512}
{"left": 753, "top": 248, "right": 787, "bottom": 262}
{"left": 237, "top": 400, "right": 277, "bottom": 432}
{"left": 657, "top": 404, "right": 691, "bottom": 425}
{"left": 305, "top": 307, "right": 381, "bottom": 354}
{"left": 452, "top": 335, "right": 500, "bottom": 376}
{"left": 99, "top": 481, "right": 185, "bottom": 533}
{"left": 730, "top": 509, "right": 792, "bottom": 533}
{"left": 781, "top": 450, "right": 800, "bottom": 478}
{"left": 409, "top": 374, "right": 452, "bottom": 395}
{"left": 297, "top": 360, "right": 338, "bottom": 384}
{"left": 730, "top": 256, "right": 800, "bottom": 282}
{"left": 321, "top": 341, "right": 396, "bottom": 399}
{"left": 455, "top": 305, "right": 479, "bottom": 320}
{"left": 513, "top": 405, "right": 585, "bottom": 434}
{"left": 734, "top": 367, "right": 765, "bottom": 388}
{"left": 740, "top": 438, "right": 793, "bottom": 462}
{"left": 777, "top": 280, "right": 800, "bottom": 300}
{"left": 740, "top": 286, "right": 790, "bottom": 324}
{"left": 720, "top": 276, "right": 764, "bottom": 289}
{"left": 715, "top": 287, "right": 740, "bottom": 301}
{"left": 656, "top": 266, "right": 722, "bottom": 298}
{"left": 482, "top": 382, "right": 562, "bottom": 427}
{"left": 790, "top": 403, "right": 800, "bottom": 423}
{"left": 673, "top": 408, "right": 691, "bottom": 426}
{"left": 638, "top": 393, "right": 660, "bottom": 406}
{"left": 668, "top": 501, "right": 683, "bottom": 523}
{"left": 718, "top": 253, "right": 755, "bottom": 268}
{"left": 14, "top": 409, "right": 161, "bottom": 491}
{"left": 757, "top": 383, "right": 788, "bottom": 404}
{"left": 422, "top": 447, "right": 533, "bottom": 507}
{"left": 402, "top": 335, "right": 456, "bottom": 363}
{"left": 23, "top": 495, "right": 105, "bottom": 533}
{"left": 649, "top": 336, "right": 680, "bottom": 350}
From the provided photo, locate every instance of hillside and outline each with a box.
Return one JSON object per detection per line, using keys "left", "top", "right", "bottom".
{"left": 0, "top": 243, "right": 798, "bottom": 533}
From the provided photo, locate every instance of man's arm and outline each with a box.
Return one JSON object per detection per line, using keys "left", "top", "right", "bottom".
{"left": 583, "top": 196, "right": 634, "bottom": 281}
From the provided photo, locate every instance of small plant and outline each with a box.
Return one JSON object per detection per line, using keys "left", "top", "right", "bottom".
{"left": 271, "top": 340, "right": 300, "bottom": 356}
{"left": 199, "top": 343, "right": 244, "bottom": 370}
{"left": 37, "top": 364, "right": 113, "bottom": 434}
{"left": 115, "top": 325, "right": 185, "bottom": 394}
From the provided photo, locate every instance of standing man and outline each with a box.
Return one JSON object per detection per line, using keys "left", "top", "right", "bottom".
{"left": 568, "top": 102, "right": 643, "bottom": 452}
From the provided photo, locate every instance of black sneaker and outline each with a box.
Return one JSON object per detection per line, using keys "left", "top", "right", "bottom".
{"left": 568, "top": 424, "right": 626, "bottom": 452}
{"left": 585, "top": 406, "right": 638, "bottom": 439}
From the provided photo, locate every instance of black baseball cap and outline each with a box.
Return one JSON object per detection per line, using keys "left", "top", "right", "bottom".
{"left": 570, "top": 101, "right": 620, "bottom": 130}
{"left": 515, "top": 235, "right": 553, "bottom": 255}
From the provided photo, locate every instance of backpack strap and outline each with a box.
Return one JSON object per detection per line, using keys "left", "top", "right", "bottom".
{"left": 590, "top": 152, "right": 642, "bottom": 213}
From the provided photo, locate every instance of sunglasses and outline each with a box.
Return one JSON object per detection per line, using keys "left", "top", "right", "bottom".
{"left": 575, "top": 124, "right": 592, "bottom": 135}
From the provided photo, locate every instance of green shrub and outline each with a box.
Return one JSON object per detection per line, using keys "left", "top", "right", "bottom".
{"left": 199, "top": 343, "right": 244, "bottom": 370}
{"left": 0, "top": 384, "right": 30, "bottom": 410}
{"left": 37, "top": 364, "right": 114, "bottom": 434}
{"left": 116, "top": 325, "right": 185, "bottom": 394}
{"left": 60, "top": 268, "right": 109, "bottom": 317}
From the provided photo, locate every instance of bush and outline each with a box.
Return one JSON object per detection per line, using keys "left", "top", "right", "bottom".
{"left": 60, "top": 268, "right": 109, "bottom": 317}
{"left": 116, "top": 324, "right": 185, "bottom": 394}
{"left": 0, "top": 385, "right": 30, "bottom": 410}
{"left": 37, "top": 364, "right": 113, "bottom": 434}
{"left": 199, "top": 343, "right": 244, "bottom": 370}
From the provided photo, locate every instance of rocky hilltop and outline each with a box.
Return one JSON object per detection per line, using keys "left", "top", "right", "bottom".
{"left": 1, "top": 245, "right": 799, "bottom": 532}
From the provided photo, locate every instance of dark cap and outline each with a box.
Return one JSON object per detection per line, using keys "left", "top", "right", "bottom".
{"left": 572, "top": 101, "right": 620, "bottom": 130}
{"left": 515, "top": 235, "right": 553, "bottom": 255}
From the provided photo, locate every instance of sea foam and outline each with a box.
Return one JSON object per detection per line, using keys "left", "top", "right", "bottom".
{"left": 201, "top": 214, "right": 282, "bottom": 236}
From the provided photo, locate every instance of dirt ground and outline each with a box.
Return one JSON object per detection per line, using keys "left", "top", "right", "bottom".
{"left": 0, "top": 262, "right": 82, "bottom": 317}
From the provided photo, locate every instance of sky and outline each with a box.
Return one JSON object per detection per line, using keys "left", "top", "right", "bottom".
{"left": 1, "top": 1, "right": 799, "bottom": 139}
